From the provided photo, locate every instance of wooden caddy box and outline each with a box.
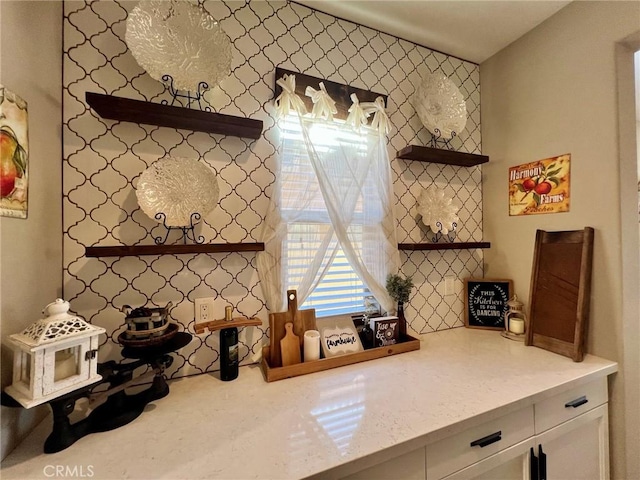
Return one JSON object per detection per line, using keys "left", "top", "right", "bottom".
{"left": 260, "top": 334, "right": 420, "bottom": 382}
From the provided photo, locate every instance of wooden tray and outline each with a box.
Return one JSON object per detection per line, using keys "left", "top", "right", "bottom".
{"left": 260, "top": 334, "right": 420, "bottom": 382}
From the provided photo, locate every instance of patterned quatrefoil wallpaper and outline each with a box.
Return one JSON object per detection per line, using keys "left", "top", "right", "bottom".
{"left": 63, "top": 0, "right": 484, "bottom": 377}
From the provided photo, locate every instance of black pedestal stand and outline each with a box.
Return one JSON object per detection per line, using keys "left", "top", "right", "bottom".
{"left": 2, "top": 332, "right": 191, "bottom": 454}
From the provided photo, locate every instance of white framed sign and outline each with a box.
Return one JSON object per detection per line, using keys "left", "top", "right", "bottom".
{"left": 317, "top": 317, "right": 363, "bottom": 358}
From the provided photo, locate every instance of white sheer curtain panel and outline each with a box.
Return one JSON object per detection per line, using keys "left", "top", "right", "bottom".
{"left": 257, "top": 74, "right": 399, "bottom": 313}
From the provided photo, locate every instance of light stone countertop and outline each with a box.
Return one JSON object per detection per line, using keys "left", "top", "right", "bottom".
{"left": 1, "top": 328, "right": 617, "bottom": 480}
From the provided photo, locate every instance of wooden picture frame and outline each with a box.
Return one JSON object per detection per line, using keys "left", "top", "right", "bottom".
{"left": 0, "top": 87, "right": 29, "bottom": 219}
{"left": 526, "top": 228, "right": 594, "bottom": 362}
{"left": 464, "top": 278, "right": 512, "bottom": 330}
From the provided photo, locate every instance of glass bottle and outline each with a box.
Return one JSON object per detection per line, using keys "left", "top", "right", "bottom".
{"left": 220, "top": 327, "right": 239, "bottom": 381}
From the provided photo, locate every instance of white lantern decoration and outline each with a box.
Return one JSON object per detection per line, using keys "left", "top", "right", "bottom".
{"left": 5, "top": 299, "right": 105, "bottom": 409}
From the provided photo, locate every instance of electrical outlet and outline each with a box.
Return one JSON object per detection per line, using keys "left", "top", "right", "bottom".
{"left": 195, "top": 297, "right": 215, "bottom": 322}
{"left": 444, "top": 276, "right": 455, "bottom": 296}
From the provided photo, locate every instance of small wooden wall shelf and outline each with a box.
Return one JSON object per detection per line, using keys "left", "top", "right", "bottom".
{"left": 260, "top": 334, "right": 420, "bottom": 382}
{"left": 397, "top": 145, "right": 489, "bottom": 167}
{"left": 86, "top": 92, "right": 263, "bottom": 139}
{"left": 85, "top": 243, "right": 265, "bottom": 258}
{"left": 194, "top": 317, "right": 262, "bottom": 335}
{"left": 398, "top": 242, "right": 491, "bottom": 251}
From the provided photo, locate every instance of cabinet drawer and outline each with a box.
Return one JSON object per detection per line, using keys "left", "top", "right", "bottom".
{"left": 534, "top": 377, "right": 608, "bottom": 434}
{"left": 426, "top": 406, "right": 534, "bottom": 480}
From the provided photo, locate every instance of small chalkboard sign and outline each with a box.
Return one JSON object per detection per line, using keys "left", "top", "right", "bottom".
{"left": 464, "top": 278, "right": 513, "bottom": 330}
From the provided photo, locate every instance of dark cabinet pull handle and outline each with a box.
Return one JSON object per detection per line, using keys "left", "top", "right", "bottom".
{"left": 565, "top": 395, "right": 588, "bottom": 408}
{"left": 470, "top": 430, "right": 502, "bottom": 448}
{"left": 530, "top": 447, "right": 539, "bottom": 480}
{"left": 539, "top": 445, "right": 547, "bottom": 480}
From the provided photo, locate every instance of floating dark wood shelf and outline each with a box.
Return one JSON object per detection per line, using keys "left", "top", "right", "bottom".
{"left": 398, "top": 242, "right": 491, "bottom": 251}
{"left": 86, "top": 92, "right": 263, "bottom": 139}
{"left": 397, "top": 145, "right": 489, "bottom": 167}
{"left": 85, "top": 243, "right": 265, "bottom": 258}
{"left": 194, "top": 317, "right": 262, "bottom": 335}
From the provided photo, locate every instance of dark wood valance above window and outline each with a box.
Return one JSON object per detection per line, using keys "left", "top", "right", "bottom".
{"left": 274, "top": 67, "right": 387, "bottom": 120}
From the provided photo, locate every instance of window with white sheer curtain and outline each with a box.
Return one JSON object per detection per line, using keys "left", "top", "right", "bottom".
{"left": 280, "top": 113, "right": 370, "bottom": 316}
{"left": 257, "top": 74, "right": 399, "bottom": 317}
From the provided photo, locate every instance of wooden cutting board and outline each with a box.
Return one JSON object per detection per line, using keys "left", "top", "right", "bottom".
{"left": 269, "top": 310, "right": 290, "bottom": 368}
{"left": 286, "top": 290, "right": 317, "bottom": 347}
{"left": 269, "top": 290, "right": 318, "bottom": 367}
{"left": 280, "top": 322, "right": 301, "bottom": 366}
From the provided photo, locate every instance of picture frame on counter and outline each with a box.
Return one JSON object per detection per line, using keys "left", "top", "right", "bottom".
{"left": 464, "top": 278, "right": 512, "bottom": 330}
{"left": 317, "top": 316, "right": 363, "bottom": 358}
{"left": 370, "top": 316, "right": 400, "bottom": 347}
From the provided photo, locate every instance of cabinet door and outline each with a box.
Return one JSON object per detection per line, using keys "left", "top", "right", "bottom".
{"left": 340, "top": 447, "right": 426, "bottom": 480}
{"left": 426, "top": 406, "right": 534, "bottom": 479}
{"left": 441, "top": 438, "right": 533, "bottom": 480}
{"left": 534, "top": 404, "right": 609, "bottom": 480}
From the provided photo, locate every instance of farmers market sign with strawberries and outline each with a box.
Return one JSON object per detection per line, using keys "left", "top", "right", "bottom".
{"left": 508, "top": 154, "right": 570, "bottom": 216}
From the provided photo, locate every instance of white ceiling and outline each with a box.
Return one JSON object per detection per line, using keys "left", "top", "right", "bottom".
{"left": 294, "top": 1, "right": 572, "bottom": 64}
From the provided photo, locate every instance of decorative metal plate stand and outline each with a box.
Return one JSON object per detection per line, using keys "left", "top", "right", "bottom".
{"left": 430, "top": 222, "right": 458, "bottom": 243}
{"left": 430, "top": 129, "right": 458, "bottom": 150}
{"left": 161, "top": 74, "right": 211, "bottom": 111}
{"left": 153, "top": 211, "right": 205, "bottom": 245}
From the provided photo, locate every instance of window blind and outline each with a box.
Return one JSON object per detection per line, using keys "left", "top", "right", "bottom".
{"left": 281, "top": 115, "right": 368, "bottom": 317}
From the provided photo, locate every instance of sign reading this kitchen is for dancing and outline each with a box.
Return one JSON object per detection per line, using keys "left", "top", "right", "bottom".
{"left": 509, "top": 154, "right": 570, "bottom": 216}
{"left": 464, "top": 279, "right": 512, "bottom": 330}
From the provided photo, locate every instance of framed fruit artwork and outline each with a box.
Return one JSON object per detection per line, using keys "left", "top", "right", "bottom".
{"left": 0, "top": 86, "right": 29, "bottom": 219}
{"left": 508, "top": 154, "right": 570, "bottom": 216}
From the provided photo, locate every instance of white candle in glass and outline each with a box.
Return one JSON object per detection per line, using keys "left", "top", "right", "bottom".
{"left": 509, "top": 318, "right": 525, "bottom": 335}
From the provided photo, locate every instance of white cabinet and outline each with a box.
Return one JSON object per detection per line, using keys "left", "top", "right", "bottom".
{"left": 426, "top": 407, "right": 534, "bottom": 480}
{"left": 532, "top": 377, "right": 610, "bottom": 480}
{"left": 532, "top": 403, "right": 609, "bottom": 480}
{"left": 425, "top": 378, "right": 610, "bottom": 480}
{"left": 337, "top": 378, "right": 610, "bottom": 480}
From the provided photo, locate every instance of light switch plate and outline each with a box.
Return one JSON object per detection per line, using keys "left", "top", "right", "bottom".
{"left": 444, "top": 276, "right": 455, "bottom": 296}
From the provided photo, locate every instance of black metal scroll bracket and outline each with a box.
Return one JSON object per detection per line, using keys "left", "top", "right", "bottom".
{"left": 161, "top": 74, "right": 211, "bottom": 111}
{"left": 431, "top": 222, "right": 458, "bottom": 243}
{"left": 154, "top": 212, "right": 205, "bottom": 245}
{"left": 430, "top": 129, "right": 457, "bottom": 150}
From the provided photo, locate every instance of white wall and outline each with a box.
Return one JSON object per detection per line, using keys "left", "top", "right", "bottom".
{"left": 617, "top": 33, "right": 640, "bottom": 480}
{"left": 0, "top": 0, "right": 63, "bottom": 461}
{"left": 481, "top": 2, "right": 640, "bottom": 478}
